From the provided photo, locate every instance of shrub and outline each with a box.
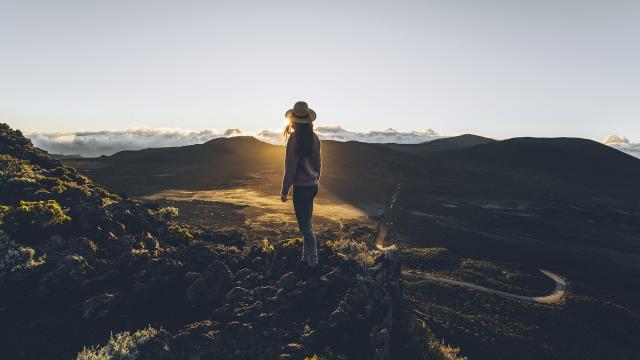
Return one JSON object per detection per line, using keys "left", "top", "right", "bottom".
{"left": 0, "top": 204, "right": 9, "bottom": 224}
{"left": 4, "top": 200, "right": 70, "bottom": 229}
{"left": 326, "top": 238, "right": 374, "bottom": 267}
{"left": 0, "top": 230, "right": 46, "bottom": 280}
{"left": 154, "top": 207, "right": 179, "bottom": 222}
{"left": 305, "top": 355, "right": 327, "bottom": 360}
{"left": 282, "top": 237, "right": 302, "bottom": 248}
{"left": 261, "top": 238, "right": 275, "bottom": 253}
{"left": 76, "top": 326, "right": 162, "bottom": 360}
{"left": 168, "top": 224, "right": 193, "bottom": 242}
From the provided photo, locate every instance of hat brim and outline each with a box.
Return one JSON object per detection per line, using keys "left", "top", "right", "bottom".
{"left": 285, "top": 109, "right": 316, "bottom": 123}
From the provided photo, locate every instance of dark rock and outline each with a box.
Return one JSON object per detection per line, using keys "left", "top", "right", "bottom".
{"left": 275, "top": 272, "right": 297, "bottom": 291}
{"left": 234, "top": 300, "right": 263, "bottom": 319}
{"left": 39, "top": 254, "right": 93, "bottom": 293}
{"left": 328, "top": 306, "right": 349, "bottom": 328}
{"left": 143, "top": 232, "right": 159, "bottom": 251}
{"left": 225, "top": 286, "right": 253, "bottom": 302}
{"left": 83, "top": 293, "right": 118, "bottom": 320}
{"left": 186, "top": 261, "right": 233, "bottom": 308}
{"left": 250, "top": 256, "right": 264, "bottom": 269}
{"left": 234, "top": 267, "right": 253, "bottom": 281}
{"left": 183, "top": 271, "right": 200, "bottom": 283}
{"left": 237, "top": 271, "right": 264, "bottom": 289}
{"left": 211, "top": 305, "right": 233, "bottom": 322}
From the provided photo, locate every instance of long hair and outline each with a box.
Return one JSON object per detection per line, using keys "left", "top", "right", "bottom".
{"left": 283, "top": 121, "right": 314, "bottom": 157}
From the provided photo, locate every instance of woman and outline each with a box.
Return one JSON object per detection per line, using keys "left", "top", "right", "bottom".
{"left": 280, "top": 101, "right": 322, "bottom": 267}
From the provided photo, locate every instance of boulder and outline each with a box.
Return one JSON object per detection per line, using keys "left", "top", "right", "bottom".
{"left": 186, "top": 261, "right": 233, "bottom": 308}
{"left": 275, "top": 272, "right": 297, "bottom": 291}
{"left": 83, "top": 292, "right": 118, "bottom": 320}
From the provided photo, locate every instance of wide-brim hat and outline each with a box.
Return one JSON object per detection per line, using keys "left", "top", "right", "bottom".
{"left": 285, "top": 101, "right": 316, "bottom": 124}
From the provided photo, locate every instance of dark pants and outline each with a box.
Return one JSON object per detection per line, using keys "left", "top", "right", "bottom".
{"left": 293, "top": 184, "right": 318, "bottom": 266}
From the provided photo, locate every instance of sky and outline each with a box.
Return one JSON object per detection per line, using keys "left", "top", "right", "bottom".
{"left": 1, "top": 0, "right": 639, "bottom": 153}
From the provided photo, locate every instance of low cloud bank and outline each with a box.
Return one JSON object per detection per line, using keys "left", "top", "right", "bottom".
{"left": 602, "top": 135, "right": 640, "bottom": 158}
{"left": 28, "top": 128, "right": 239, "bottom": 157}
{"left": 256, "top": 126, "right": 440, "bottom": 145}
{"left": 27, "top": 126, "right": 441, "bottom": 157}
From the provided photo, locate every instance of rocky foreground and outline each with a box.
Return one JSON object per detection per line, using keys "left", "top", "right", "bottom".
{"left": 0, "top": 123, "right": 440, "bottom": 359}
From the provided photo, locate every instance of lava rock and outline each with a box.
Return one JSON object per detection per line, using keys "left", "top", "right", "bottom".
{"left": 275, "top": 272, "right": 297, "bottom": 291}
{"left": 186, "top": 261, "right": 233, "bottom": 308}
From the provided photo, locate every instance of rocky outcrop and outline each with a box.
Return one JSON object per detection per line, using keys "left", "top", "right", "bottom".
{"left": 0, "top": 123, "right": 403, "bottom": 360}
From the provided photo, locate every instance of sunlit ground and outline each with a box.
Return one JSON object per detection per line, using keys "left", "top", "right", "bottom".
{"left": 143, "top": 188, "right": 375, "bottom": 230}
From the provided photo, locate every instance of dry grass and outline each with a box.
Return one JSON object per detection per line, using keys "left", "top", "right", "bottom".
{"left": 76, "top": 326, "right": 162, "bottom": 360}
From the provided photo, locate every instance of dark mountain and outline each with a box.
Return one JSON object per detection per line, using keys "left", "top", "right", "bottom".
{"left": 412, "top": 137, "right": 640, "bottom": 199}
{"left": 108, "top": 136, "right": 280, "bottom": 163}
{"left": 384, "top": 134, "right": 496, "bottom": 155}
{"left": 51, "top": 153, "right": 83, "bottom": 160}
{"left": 65, "top": 134, "right": 640, "bottom": 205}
{"left": 446, "top": 136, "right": 640, "bottom": 177}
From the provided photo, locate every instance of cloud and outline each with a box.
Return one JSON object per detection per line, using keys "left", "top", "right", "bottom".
{"left": 26, "top": 126, "right": 442, "bottom": 157}
{"left": 602, "top": 134, "right": 640, "bottom": 158}
{"left": 315, "top": 126, "right": 440, "bottom": 143}
{"left": 27, "top": 128, "right": 234, "bottom": 157}
{"left": 255, "top": 126, "right": 441, "bottom": 145}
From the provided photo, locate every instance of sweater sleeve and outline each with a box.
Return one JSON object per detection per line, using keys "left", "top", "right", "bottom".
{"left": 281, "top": 136, "right": 299, "bottom": 196}
{"left": 316, "top": 136, "right": 322, "bottom": 181}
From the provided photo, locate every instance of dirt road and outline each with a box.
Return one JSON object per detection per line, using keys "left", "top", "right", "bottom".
{"left": 403, "top": 268, "right": 566, "bottom": 304}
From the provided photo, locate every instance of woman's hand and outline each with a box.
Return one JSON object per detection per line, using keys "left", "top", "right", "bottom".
{"left": 280, "top": 194, "right": 288, "bottom": 202}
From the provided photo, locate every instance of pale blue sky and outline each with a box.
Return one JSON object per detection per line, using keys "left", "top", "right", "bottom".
{"left": 1, "top": 0, "right": 639, "bottom": 141}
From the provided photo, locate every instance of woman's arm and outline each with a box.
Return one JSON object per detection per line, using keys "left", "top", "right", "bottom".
{"left": 281, "top": 136, "right": 299, "bottom": 197}
{"left": 316, "top": 136, "right": 322, "bottom": 181}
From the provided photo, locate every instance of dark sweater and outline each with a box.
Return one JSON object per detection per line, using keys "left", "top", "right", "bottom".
{"left": 281, "top": 133, "right": 322, "bottom": 196}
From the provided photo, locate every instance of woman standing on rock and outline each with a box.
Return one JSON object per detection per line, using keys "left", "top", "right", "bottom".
{"left": 281, "top": 101, "right": 322, "bottom": 268}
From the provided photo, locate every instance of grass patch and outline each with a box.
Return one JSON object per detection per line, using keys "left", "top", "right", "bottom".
{"left": 398, "top": 311, "right": 466, "bottom": 360}
{"left": 76, "top": 326, "right": 163, "bottom": 360}
{"left": 326, "top": 238, "right": 375, "bottom": 267}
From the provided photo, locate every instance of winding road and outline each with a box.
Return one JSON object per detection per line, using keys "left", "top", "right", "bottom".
{"left": 402, "top": 268, "right": 567, "bottom": 304}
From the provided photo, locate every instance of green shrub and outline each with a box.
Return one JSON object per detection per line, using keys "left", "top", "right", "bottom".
{"left": 154, "top": 207, "right": 179, "bottom": 221}
{"left": 261, "top": 238, "right": 275, "bottom": 253}
{"left": 76, "top": 326, "right": 161, "bottom": 360}
{"left": 0, "top": 205, "right": 9, "bottom": 224}
{"left": 305, "top": 355, "right": 327, "bottom": 360}
{"left": 168, "top": 224, "right": 193, "bottom": 242}
{"left": 326, "top": 238, "right": 374, "bottom": 267}
{"left": 0, "top": 230, "right": 46, "bottom": 279}
{"left": 282, "top": 237, "right": 302, "bottom": 248}
{"left": 5, "top": 200, "right": 70, "bottom": 229}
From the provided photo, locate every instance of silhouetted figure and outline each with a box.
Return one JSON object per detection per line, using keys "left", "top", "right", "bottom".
{"left": 280, "top": 101, "right": 321, "bottom": 267}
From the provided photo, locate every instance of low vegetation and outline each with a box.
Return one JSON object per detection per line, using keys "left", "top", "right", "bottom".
{"left": 398, "top": 312, "right": 466, "bottom": 360}
{"left": 76, "top": 327, "right": 165, "bottom": 360}
{"left": 326, "top": 237, "right": 375, "bottom": 267}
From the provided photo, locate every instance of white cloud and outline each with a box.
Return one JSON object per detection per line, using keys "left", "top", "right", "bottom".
{"left": 27, "top": 128, "right": 235, "bottom": 157}
{"left": 255, "top": 126, "right": 441, "bottom": 145}
{"left": 315, "top": 126, "right": 440, "bottom": 143}
{"left": 26, "top": 126, "right": 442, "bottom": 157}
{"left": 602, "top": 134, "right": 640, "bottom": 158}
